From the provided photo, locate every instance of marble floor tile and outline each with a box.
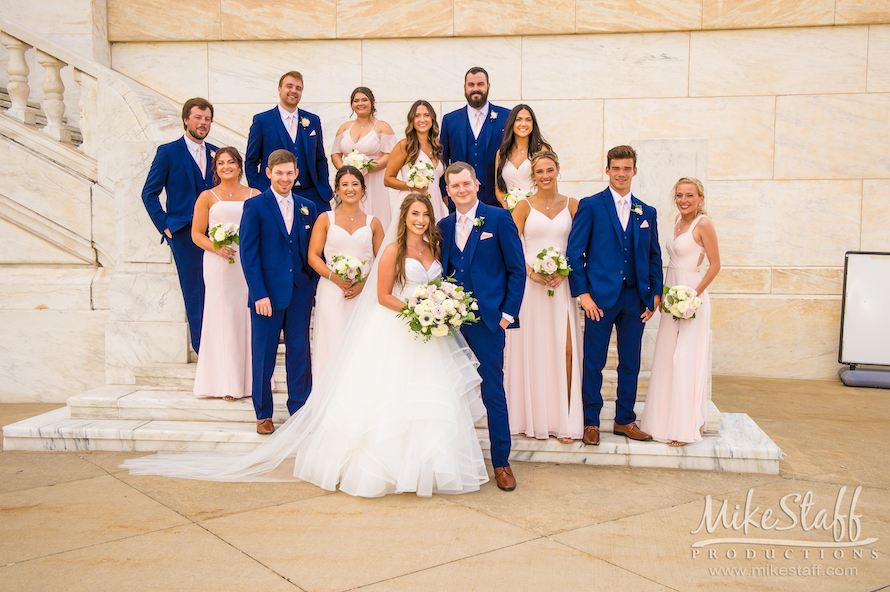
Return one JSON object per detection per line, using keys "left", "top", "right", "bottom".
{"left": 200, "top": 493, "right": 536, "bottom": 592}
{"left": 0, "top": 523, "right": 300, "bottom": 592}
{"left": 0, "top": 475, "right": 189, "bottom": 564}
{"left": 358, "top": 537, "right": 668, "bottom": 591}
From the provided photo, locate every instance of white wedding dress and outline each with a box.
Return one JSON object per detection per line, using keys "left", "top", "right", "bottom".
{"left": 123, "top": 254, "right": 489, "bottom": 498}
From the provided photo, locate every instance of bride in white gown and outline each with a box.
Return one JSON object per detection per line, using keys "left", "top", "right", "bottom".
{"left": 123, "top": 193, "right": 488, "bottom": 498}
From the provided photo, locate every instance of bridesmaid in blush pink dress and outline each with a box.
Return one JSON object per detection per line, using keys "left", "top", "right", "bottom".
{"left": 505, "top": 150, "right": 584, "bottom": 442}
{"left": 494, "top": 104, "right": 550, "bottom": 209}
{"left": 384, "top": 100, "right": 448, "bottom": 222}
{"left": 331, "top": 87, "right": 397, "bottom": 229}
{"left": 639, "top": 177, "right": 721, "bottom": 446}
{"left": 308, "top": 166, "right": 385, "bottom": 376}
{"left": 190, "top": 148, "right": 260, "bottom": 400}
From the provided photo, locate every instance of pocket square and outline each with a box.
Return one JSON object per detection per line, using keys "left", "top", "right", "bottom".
{"left": 304, "top": 225, "right": 310, "bottom": 229}
{"left": 310, "top": 130, "right": 317, "bottom": 137}
{"left": 640, "top": 220, "right": 650, "bottom": 229}
{"left": 480, "top": 232, "right": 493, "bottom": 240}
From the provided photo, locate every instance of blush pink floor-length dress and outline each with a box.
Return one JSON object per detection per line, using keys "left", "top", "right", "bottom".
{"left": 398, "top": 150, "right": 447, "bottom": 222}
{"left": 332, "top": 124, "right": 397, "bottom": 229}
{"left": 639, "top": 215, "right": 711, "bottom": 444}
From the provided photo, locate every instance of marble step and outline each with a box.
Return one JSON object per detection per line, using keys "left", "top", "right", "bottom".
{"left": 132, "top": 362, "right": 650, "bottom": 401}
{"left": 1, "top": 408, "right": 778, "bottom": 474}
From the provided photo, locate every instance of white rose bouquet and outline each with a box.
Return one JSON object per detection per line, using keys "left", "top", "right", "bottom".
{"left": 209, "top": 222, "right": 239, "bottom": 264}
{"left": 342, "top": 149, "right": 376, "bottom": 173}
{"left": 661, "top": 285, "right": 703, "bottom": 320}
{"left": 406, "top": 161, "right": 436, "bottom": 190}
{"left": 531, "top": 247, "right": 571, "bottom": 296}
{"left": 504, "top": 187, "right": 531, "bottom": 211}
{"left": 398, "top": 277, "right": 479, "bottom": 341}
{"left": 328, "top": 254, "right": 368, "bottom": 286}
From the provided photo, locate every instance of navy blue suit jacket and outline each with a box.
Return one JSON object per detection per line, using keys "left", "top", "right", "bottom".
{"left": 244, "top": 107, "right": 332, "bottom": 202}
{"left": 566, "top": 188, "right": 664, "bottom": 311}
{"left": 439, "top": 104, "right": 511, "bottom": 207}
{"left": 439, "top": 201, "right": 526, "bottom": 332}
{"left": 141, "top": 137, "right": 218, "bottom": 235}
{"left": 239, "top": 189, "right": 318, "bottom": 310}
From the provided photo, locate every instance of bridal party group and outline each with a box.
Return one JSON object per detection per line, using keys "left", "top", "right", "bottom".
{"left": 140, "top": 66, "right": 722, "bottom": 475}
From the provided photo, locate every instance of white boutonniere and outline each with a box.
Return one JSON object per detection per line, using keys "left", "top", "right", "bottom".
{"left": 489, "top": 111, "right": 497, "bottom": 122}
{"left": 631, "top": 205, "right": 642, "bottom": 216}
{"left": 300, "top": 206, "right": 309, "bottom": 216}
{"left": 209, "top": 150, "right": 216, "bottom": 159}
{"left": 300, "top": 117, "right": 310, "bottom": 128}
{"left": 473, "top": 217, "right": 485, "bottom": 228}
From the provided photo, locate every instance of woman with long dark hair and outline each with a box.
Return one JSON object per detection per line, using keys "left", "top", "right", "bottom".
{"left": 494, "top": 104, "right": 551, "bottom": 209}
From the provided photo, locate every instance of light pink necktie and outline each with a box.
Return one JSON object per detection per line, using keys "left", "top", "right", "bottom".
{"left": 197, "top": 144, "right": 206, "bottom": 177}
{"left": 282, "top": 200, "right": 293, "bottom": 233}
{"left": 619, "top": 199, "right": 629, "bottom": 231}
{"left": 287, "top": 115, "right": 297, "bottom": 142}
{"left": 472, "top": 111, "right": 482, "bottom": 139}
{"left": 457, "top": 215, "right": 471, "bottom": 251}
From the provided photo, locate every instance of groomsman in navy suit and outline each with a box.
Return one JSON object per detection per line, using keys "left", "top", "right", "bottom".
{"left": 440, "top": 162, "right": 526, "bottom": 491}
{"left": 141, "top": 97, "right": 217, "bottom": 354}
{"left": 440, "top": 67, "right": 510, "bottom": 209}
{"left": 566, "top": 145, "right": 664, "bottom": 446}
{"left": 245, "top": 71, "right": 333, "bottom": 213}
{"left": 240, "top": 150, "right": 318, "bottom": 435}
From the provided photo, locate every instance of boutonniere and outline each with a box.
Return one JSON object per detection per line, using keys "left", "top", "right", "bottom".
{"left": 489, "top": 111, "right": 497, "bottom": 122}
{"left": 473, "top": 217, "right": 485, "bottom": 228}
{"left": 631, "top": 205, "right": 642, "bottom": 216}
{"left": 209, "top": 150, "right": 216, "bottom": 159}
{"left": 299, "top": 206, "right": 309, "bottom": 216}
{"left": 300, "top": 117, "right": 310, "bottom": 128}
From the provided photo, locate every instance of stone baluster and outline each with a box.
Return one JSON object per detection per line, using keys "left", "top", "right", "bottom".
{"left": 73, "top": 68, "right": 98, "bottom": 158}
{"left": 35, "top": 50, "right": 71, "bottom": 142}
{"left": 0, "top": 31, "right": 36, "bottom": 125}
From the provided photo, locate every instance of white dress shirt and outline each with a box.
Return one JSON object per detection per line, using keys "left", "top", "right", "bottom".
{"left": 466, "top": 103, "right": 490, "bottom": 140}
{"left": 272, "top": 187, "right": 294, "bottom": 223}
{"left": 278, "top": 104, "right": 300, "bottom": 143}
{"left": 183, "top": 133, "right": 206, "bottom": 171}
{"left": 609, "top": 186, "right": 633, "bottom": 230}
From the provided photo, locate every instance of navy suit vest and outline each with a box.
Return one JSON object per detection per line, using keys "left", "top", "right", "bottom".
{"left": 620, "top": 224, "right": 637, "bottom": 289}
{"left": 467, "top": 133, "right": 486, "bottom": 188}
{"left": 290, "top": 229, "right": 311, "bottom": 289}
{"left": 447, "top": 242, "right": 474, "bottom": 294}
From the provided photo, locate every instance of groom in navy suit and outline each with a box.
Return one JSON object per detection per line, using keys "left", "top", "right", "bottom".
{"left": 440, "top": 162, "right": 526, "bottom": 491}
{"left": 240, "top": 149, "right": 318, "bottom": 435}
{"left": 439, "top": 67, "right": 510, "bottom": 209}
{"left": 566, "top": 145, "right": 664, "bottom": 446}
{"left": 141, "top": 97, "right": 217, "bottom": 354}
{"left": 244, "top": 71, "right": 333, "bottom": 213}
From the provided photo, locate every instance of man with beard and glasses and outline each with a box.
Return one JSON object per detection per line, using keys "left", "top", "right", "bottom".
{"left": 440, "top": 67, "right": 510, "bottom": 209}
{"left": 142, "top": 97, "right": 217, "bottom": 355}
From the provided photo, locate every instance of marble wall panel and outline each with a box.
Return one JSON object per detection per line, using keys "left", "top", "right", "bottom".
{"left": 105, "top": 321, "right": 189, "bottom": 384}
{"left": 109, "top": 271, "right": 186, "bottom": 323}
{"left": 835, "top": 0, "right": 890, "bottom": 24}
{"left": 111, "top": 42, "right": 209, "bottom": 102}
{"left": 772, "top": 268, "right": 844, "bottom": 295}
{"left": 0, "top": 220, "right": 87, "bottom": 265}
{"left": 708, "top": 267, "right": 771, "bottom": 294}
{"left": 861, "top": 180, "right": 890, "bottom": 251}
{"left": 0, "top": 141, "right": 93, "bottom": 239}
{"left": 690, "top": 26, "right": 868, "bottom": 97}
{"left": 774, "top": 94, "right": 890, "bottom": 180}
{"left": 91, "top": 185, "right": 116, "bottom": 268}
{"left": 337, "top": 0, "right": 452, "bottom": 38}
{"left": 107, "top": 0, "right": 220, "bottom": 41}
{"left": 867, "top": 25, "right": 890, "bottom": 92}
{"left": 207, "top": 40, "right": 361, "bottom": 104}
{"left": 576, "top": 0, "right": 702, "bottom": 33}
{"left": 702, "top": 0, "right": 834, "bottom": 29}
{"left": 604, "top": 97, "right": 775, "bottom": 180}
{"left": 710, "top": 296, "right": 841, "bottom": 379}
{"left": 114, "top": 140, "right": 171, "bottom": 264}
{"left": 220, "top": 0, "right": 336, "bottom": 40}
{"left": 558, "top": 181, "right": 610, "bottom": 201}
{"left": 0, "top": 310, "right": 108, "bottom": 403}
{"left": 455, "top": 0, "right": 575, "bottom": 36}
{"left": 708, "top": 180, "right": 861, "bottom": 267}
{"left": 0, "top": 268, "right": 95, "bottom": 310}
{"left": 521, "top": 33, "right": 689, "bottom": 101}
{"left": 521, "top": 100, "right": 604, "bottom": 183}
{"left": 362, "top": 37, "right": 522, "bottom": 103}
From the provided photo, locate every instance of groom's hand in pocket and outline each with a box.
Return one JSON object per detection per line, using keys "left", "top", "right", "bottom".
{"left": 255, "top": 297, "right": 273, "bottom": 317}
{"left": 640, "top": 295, "right": 661, "bottom": 322}
{"left": 580, "top": 294, "right": 603, "bottom": 321}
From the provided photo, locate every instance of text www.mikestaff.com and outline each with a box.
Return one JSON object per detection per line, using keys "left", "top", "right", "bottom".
{"left": 707, "top": 565, "right": 858, "bottom": 577}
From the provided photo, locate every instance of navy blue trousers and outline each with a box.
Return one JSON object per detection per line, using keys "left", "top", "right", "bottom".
{"left": 168, "top": 224, "right": 205, "bottom": 353}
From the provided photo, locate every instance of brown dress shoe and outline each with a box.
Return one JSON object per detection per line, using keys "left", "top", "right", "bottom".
{"left": 582, "top": 425, "right": 600, "bottom": 446}
{"left": 256, "top": 419, "right": 275, "bottom": 435}
{"left": 613, "top": 421, "right": 652, "bottom": 441}
{"left": 494, "top": 466, "right": 516, "bottom": 491}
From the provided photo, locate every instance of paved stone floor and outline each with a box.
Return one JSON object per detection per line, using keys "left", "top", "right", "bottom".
{"left": 1, "top": 376, "right": 888, "bottom": 591}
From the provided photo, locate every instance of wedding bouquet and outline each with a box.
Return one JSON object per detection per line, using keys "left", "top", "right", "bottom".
{"left": 209, "top": 222, "right": 239, "bottom": 264}
{"left": 505, "top": 187, "right": 531, "bottom": 211}
{"left": 662, "top": 285, "right": 703, "bottom": 320}
{"left": 406, "top": 161, "right": 436, "bottom": 190}
{"left": 399, "top": 277, "right": 479, "bottom": 341}
{"left": 328, "top": 254, "right": 368, "bottom": 284}
{"left": 531, "top": 247, "right": 571, "bottom": 296}
{"left": 342, "top": 149, "right": 376, "bottom": 173}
